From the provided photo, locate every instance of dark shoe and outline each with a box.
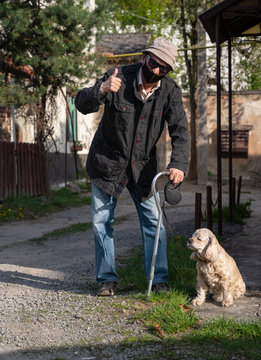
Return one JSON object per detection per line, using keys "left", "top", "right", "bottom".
{"left": 97, "top": 281, "right": 117, "bottom": 296}
{"left": 152, "top": 282, "right": 170, "bottom": 293}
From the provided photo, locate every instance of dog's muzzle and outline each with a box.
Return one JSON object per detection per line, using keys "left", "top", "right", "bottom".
{"left": 187, "top": 238, "right": 194, "bottom": 249}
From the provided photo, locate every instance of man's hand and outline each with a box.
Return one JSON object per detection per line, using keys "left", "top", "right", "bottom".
{"left": 100, "top": 68, "right": 122, "bottom": 93}
{"left": 168, "top": 168, "right": 184, "bottom": 185}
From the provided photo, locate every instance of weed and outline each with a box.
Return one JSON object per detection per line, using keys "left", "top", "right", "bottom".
{"left": 212, "top": 200, "right": 252, "bottom": 224}
{"left": 29, "top": 222, "right": 92, "bottom": 243}
{"left": 181, "top": 317, "right": 261, "bottom": 359}
{"left": 167, "top": 235, "right": 197, "bottom": 294}
{"left": 117, "top": 246, "right": 146, "bottom": 292}
{"left": 0, "top": 187, "right": 91, "bottom": 223}
{"left": 135, "top": 291, "right": 198, "bottom": 335}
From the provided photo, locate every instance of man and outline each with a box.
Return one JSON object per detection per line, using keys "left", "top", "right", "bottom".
{"left": 75, "top": 37, "right": 190, "bottom": 296}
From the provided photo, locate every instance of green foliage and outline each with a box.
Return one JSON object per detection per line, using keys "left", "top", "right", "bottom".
{"left": 238, "top": 42, "right": 261, "bottom": 90}
{"left": 0, "top": 187, "right": 91, "bottom": 223}
{"left": 114, "top": 0, "right": 171, "bottom": 36}
{"left": 0, "top": 0, "right": 114, "bottom": 106}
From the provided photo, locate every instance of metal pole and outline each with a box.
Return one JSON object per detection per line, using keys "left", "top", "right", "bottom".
{"left": 216, "top": 14, "right": 222, "bottom": 235}
{"left": 147, "top": 170, "right": 170, "bottom": 299}
{"left": 228, "top": 38, "right": 233, "bottom": 222}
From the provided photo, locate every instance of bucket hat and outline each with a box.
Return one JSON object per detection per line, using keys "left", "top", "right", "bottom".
{"left": 142, "top": 37, "right": 178, "bottom": 71}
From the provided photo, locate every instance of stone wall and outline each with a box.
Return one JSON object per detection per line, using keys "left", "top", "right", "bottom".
{"left": 179, "top": 90, "right": 261, "bottom": 186}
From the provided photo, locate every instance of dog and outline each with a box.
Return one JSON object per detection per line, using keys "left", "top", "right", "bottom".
{"left": 187, "top": 228, "right": 246, "bottom": 307}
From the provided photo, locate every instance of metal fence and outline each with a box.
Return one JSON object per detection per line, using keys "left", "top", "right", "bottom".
{"left": 0, "top": 142, "right": 48, "bottom": 200}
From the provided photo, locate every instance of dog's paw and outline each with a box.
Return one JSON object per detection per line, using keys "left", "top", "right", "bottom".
{"left": 212, "top": 293, "right": 223, "bottom": 303}
{"left": 221, "top": 299, "right": 233, "bottom": 307}
{"left": 191, "top": 298, "right": 204, "bottom": 307}
{"left": 221, "top": 293, "right": 234, "bottom": 307}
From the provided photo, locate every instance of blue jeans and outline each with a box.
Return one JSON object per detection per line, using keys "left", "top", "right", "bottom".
{"left": 91, "top": 181, "right": 168, "bottom": 285}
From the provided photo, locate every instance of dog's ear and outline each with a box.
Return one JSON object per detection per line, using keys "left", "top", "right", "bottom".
{"left": 203, "top": 230, "right": 219, "bottom": 261}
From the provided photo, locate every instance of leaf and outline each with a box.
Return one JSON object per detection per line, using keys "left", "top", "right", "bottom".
{"left": 193, "top": 320, "right": 201, "bottom": 328}
{"left": 179, "top": 304, "right": 193, "bottom": 313}
{"left": 155, "top": 322, "right": 165, "bottom": 337}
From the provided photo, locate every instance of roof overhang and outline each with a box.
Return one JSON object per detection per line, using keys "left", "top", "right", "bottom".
{"left": 199, "top": 0, "right": 261, "bottom": 43}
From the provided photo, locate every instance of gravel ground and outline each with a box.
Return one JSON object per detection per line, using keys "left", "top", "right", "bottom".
{"left": 0, "top": 217, "right": 199, "bottom": 360}
{"left": 0, "top": 182, "right": 260, "bottom": 360}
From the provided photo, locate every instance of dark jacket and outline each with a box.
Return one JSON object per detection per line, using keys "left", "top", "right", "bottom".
{"left": 75, "top": 63, "right": 190, "bottom": 201}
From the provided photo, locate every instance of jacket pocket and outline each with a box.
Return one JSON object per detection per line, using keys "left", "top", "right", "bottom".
{"left": 112, "top": 102, "right": 134, "bottom": 131}
{"left": 151, "top": 109, "right": 164, "bottom": 132}
{"left": 92, "top": 142, "right": 127, "bottom": 181}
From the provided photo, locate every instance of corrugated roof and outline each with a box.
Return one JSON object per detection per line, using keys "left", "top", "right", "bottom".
{"left": 96, "top": 33, "right": 152, "bottom": 55}
{"left": 199, "top": 0, "right": 261, "bottom": 43}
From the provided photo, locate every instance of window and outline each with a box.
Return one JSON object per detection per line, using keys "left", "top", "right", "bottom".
{"left": 67, "top": 95, "right": 77, "bottom": 142}
{"left": 221, "top": 129, "right": 249, "bottom": 158}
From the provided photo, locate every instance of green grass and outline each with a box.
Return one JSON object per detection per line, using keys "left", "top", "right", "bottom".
{"left": 117, "top": 235, "right": 198, "bottom": 335}
{"left": 117, "top": 233, "right": 261, "bottom": 359}
{"left": 134, "top": 291, "right": 198, "bottom": 335}
{"left": 117, "top": 235, "right": 196, "bottom": 295}
{"left": 212, "top": 200, "right": 252, "bottom": 224}
{"left": 0, "top": 186, "right": 91, "bottom": 223}
{"left": 179, "top": 317, "right": 261, "bottom": 360}
{"left": 29, "top": 222, "right": 92, "bottom": 243}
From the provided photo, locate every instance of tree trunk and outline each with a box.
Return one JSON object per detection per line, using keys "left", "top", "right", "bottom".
{"left": 197, "top": 12, "right": 208, "bottom": 185}
{"left": 36, "top": 93, "right": 47, "bottom": 145}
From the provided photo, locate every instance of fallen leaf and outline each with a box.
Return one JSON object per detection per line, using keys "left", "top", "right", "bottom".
{"left": 193, "top": 320, "right": 201, "bottom": 328}
{"left": 155, "top": 322, "right": 165, "bottom": 337}
{"left": 179, "top": 304, "right": 193, "bottom": 313}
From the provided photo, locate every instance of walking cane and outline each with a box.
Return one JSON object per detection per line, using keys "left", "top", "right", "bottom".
{"left": 147, "top": 170, "right": 170, "bottom": 299}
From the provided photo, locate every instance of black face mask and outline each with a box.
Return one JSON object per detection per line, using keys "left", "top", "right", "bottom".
{"left": 141, "top": 62, "right": 166, "bottom": 84}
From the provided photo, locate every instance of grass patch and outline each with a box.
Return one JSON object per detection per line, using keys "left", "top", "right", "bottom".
{"left": 167, "top": 235, "right": 197, "bottom": 294}
{"left": 117, "top": 246, "right": 146, "bottom": 292}
{"left": 134, "top": 291, "right": 198, "bottom": 335}
{"left": 117, "top": 234, "right": 196, "bottom": 295}
{"left": 117, "top": 234, "right": 198, "bottom": 335}
{"left": 29, "top": 222, "right": 92, "bottom": 243}
{"left": 0, "top": 187, "right": 91, "bottom": 223}
{"left": 212, "top": 200, "right": 252, "bottom": 224}
{"left": 179, "top": 317, "right": 261, "bottom": 360}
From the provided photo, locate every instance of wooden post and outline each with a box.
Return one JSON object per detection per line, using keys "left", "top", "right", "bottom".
{"left": 206, "top": 186, "right": 213, "bottom": 231}
{"left": 237, "top": 176, "right": 242, "bottom": 205}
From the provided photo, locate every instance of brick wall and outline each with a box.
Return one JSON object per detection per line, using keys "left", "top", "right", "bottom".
{"left": 0, "top": 107, "right": 11, "bottom": 142}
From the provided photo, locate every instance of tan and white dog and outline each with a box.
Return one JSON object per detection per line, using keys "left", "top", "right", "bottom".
{"left": 187, "top": 228, "right": 246, "bottom": 307}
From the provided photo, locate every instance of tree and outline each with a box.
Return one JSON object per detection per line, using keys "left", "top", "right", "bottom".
{"left": 0, "top": 0, "right": 114, "bottom": 144}
{"left": 235, "top": 40, "right": 261, "bottom": 91}
{"left": 114, "top": 0, "right": 171, "bottom": 36}
{"left": 168, "top": 0, "right": 202, "bottom": 180}
{"left": 114, "top": 0, "right": 208, "bottom": 180}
